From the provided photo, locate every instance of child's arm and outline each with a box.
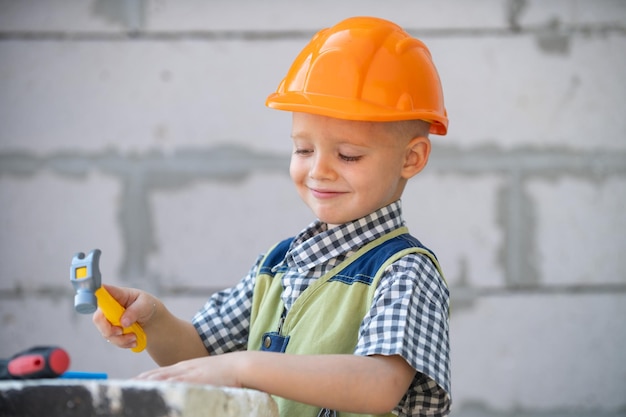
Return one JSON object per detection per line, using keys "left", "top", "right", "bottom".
{"left": 136, "top": 350, "right": 415, "bottom": 414}
{"left": 93, "top": 285, "right": 208, "bottom": 366}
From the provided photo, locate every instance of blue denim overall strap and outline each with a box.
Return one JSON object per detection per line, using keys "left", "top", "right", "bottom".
{"left": 255, "top": 237, "right": 293, "bottom": 353}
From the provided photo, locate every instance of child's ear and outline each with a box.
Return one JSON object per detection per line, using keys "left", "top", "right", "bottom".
{"left": 402, "top": 136, "right": 431, "bottom": 179}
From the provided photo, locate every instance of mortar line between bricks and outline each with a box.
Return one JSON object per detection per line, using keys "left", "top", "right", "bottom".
{"left": 2, "top": 282, "right": 626, "bottom": 301}
{"left": 505, "top": 169, "right": 524, "bottom": 287}
{"left": 0, "top": 24, "right": 624, "bottom": 42}
{"left": 451, "top": 282, "right": 626, "bottom": 298}
{"left": 0, "top": 148, "right": 625, "bottom": 177}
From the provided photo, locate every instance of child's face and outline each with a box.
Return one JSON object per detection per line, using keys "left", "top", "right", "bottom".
{"left": 290, "top": 113, "right": 426, "bottom": 227}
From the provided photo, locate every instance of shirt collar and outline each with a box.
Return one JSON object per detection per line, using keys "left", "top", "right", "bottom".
{"left": 284, "top": 200, "right": 406, "bottom": 273}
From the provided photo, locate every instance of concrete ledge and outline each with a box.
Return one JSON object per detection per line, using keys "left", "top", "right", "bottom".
{"left": 0, "top": 379, "right": 278, "bottom": 417}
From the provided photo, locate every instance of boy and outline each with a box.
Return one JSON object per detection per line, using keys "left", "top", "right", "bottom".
{"left": 95, "top": 16, "right": 451, "bottom": 417}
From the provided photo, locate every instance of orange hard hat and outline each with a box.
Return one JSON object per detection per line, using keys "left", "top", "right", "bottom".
{"left": 266, "top": 16, "right": 448, "bottom": 135}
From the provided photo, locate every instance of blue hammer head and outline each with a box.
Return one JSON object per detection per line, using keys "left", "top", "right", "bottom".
{"left": 70, "top": 249, "right": 102, "bottom": 314}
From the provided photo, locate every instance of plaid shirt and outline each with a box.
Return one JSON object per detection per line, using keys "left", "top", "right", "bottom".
{"left": 193, "top": 200, "right": 451, "bottom": 416}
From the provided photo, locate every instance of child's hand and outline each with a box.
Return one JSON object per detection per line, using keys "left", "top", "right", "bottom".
{"left": 135, "top": 352, "right": 244, "bottom": 387}
{"left": 92, "top": 284, "right": 159, "bottom": 350}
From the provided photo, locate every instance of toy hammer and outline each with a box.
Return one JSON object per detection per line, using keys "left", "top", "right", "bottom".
{"left": 70, "top": 249, "right": 147, "bottom": 352}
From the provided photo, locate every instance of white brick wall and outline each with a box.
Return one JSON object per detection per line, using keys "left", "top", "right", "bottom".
{"left": 452, "top": 294, "right": 626, "bottom": 411}
{"left": 530, "top": 177, "right": 626, "bottom": 286}
{"left": 434, "top": 34, "right": 626, "bottom": 149}
{"left": 1, "top": 1, "right": 625, "bottom": 416}
{"left": 0, "top": 172, "right": 124, "bottom": 291}
{"left": 147, "top": 173, "right": 311, "bottom": 290}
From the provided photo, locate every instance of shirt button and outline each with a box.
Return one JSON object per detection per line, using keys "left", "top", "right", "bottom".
{"left": 264, "top": 336, "right": 272, "bottom": 349}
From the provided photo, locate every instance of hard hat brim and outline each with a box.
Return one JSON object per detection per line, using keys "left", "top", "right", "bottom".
{"left": 266, "top": 92, "right": 448, "bottom": 136}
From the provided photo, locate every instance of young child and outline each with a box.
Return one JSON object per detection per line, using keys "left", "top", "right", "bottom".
{"left": 94, "top": 16, "right": 451, "bottom": 417}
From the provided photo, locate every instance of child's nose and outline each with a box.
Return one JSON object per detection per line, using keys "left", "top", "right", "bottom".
{"left": 309, "top": 154, "right": 336, "bottom": 181}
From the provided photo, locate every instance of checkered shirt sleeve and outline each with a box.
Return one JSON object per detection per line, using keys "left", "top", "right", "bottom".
{"left": 191, "top": 255, "right": 263, "bottom": 355}
{"left": 354, "top": 252, "right": 451, "bottom": 416}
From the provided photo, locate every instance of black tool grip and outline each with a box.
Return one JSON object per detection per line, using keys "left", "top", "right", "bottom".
{"left": 0, "top": 346, "right": 70, "bottom": 380}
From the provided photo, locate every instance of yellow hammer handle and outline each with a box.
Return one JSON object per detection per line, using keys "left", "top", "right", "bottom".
{"left": 95, "top": 287, "right": 147, "bottom": 353}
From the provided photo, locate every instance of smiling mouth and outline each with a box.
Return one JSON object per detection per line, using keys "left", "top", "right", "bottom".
{"left": 309, "top": 188, "right": 345, "bottom": 199}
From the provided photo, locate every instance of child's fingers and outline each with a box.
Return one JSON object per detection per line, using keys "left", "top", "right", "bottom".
{"left": 100, "top": 284, "right": 155, "bottom": 328}
{"left": 92, "top": 309, "right": 122, "bottom": 337}
{"left": 93, "top": 309, "right": 138, "bottom": 348}
{"left": 109, "top": 332, "right": 138, "bottom": 350}
{"left": 122, "top": 294, "right": 157, "bottom": 328}
{"left": 102, "top": 284, "right": 133, "bottom": 307}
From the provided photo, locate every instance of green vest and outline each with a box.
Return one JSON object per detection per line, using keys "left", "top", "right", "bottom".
{"left": 248, "top": 227, "right": 445, "bottom": 417}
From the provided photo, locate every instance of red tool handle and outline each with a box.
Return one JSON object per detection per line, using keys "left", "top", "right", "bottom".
{"left": 4, "top": 346, "right": 70, "bottom": 379}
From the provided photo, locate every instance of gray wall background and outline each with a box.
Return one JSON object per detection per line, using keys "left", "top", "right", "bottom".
{"left": 1, "top": 1, "right": 625, "bottom": 416}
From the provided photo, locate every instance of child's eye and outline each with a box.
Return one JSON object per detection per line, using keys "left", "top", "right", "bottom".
{"left": 294, "top": 148, "right": 313, "bottom": 156}
{"left": 339, "top": 154, "right": 362, "bottom": 162}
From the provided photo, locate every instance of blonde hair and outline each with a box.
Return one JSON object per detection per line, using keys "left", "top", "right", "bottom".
{"left": 384, "top": 119, "right": 431, "bottom": 141}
